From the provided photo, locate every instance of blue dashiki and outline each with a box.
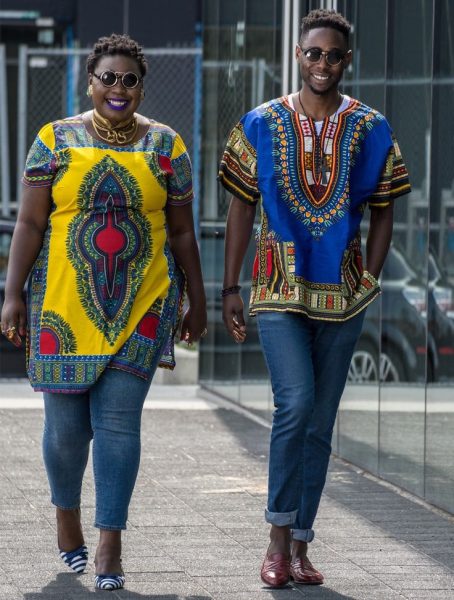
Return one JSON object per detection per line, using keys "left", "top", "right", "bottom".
{"left": 218, "top": 95, "right": 411, "bottom": 321}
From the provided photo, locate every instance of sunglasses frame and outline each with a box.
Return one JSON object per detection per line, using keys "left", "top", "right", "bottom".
{"left": 93, "top": 70, "right": 143, "bottom": 89}
{"left": 299, "top": 46, "right": 348, "bottom": 67}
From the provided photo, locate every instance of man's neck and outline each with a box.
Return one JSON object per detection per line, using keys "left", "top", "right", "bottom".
{"left": 298, "top": 86, "right": 342, "bottom": 121}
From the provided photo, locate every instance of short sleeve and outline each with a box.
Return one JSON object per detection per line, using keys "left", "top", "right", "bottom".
{"left": 22, "top": 122, "right": 56, "bottom": 187}
{"left": 167, "top": 133, "right": 193, "bottom": 206}
{"left": 368, "top": 134, "right": 411, "bottom": 208}
{"left": 218, "top": 119, "right": 259, "bottom": 205}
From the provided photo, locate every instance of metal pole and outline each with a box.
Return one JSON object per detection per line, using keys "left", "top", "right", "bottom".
{"left": 0, "top": 45, "right": 10, "bottom": 216}
{"left": 251, "top": 58, "right": 258, "bottom": 107}
{"left": 192, "top": 25, "right": 203, "bottom": 241}
{"left": 17, "top": 45, "right": 28, "bottom": 207}
{"left": 123, "top": 0, "right": 130, "bottom": 34}
{"left": 65, "top": 25, "right": 74, "bottom": 117}
{"left": 291, "top": 0, "right": 301, "bottom": 93}
{"left": 282, "top": 0, "right": 291, "bottom": 95}
{"left": 257, "top": 59, "right": 266, "bottom": 106}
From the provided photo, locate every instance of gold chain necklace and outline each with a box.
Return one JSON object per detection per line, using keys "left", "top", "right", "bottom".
{"left": 92, "top": 109, "right": 138, "bottom": 145}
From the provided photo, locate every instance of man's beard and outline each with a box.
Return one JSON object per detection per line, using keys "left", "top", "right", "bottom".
{"left": 307, "top": 81, "right": 338, "bottom": 96}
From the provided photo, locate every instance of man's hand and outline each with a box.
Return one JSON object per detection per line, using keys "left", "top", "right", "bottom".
{"left": 222, "top": 294, "right": 247, "bottom": 343}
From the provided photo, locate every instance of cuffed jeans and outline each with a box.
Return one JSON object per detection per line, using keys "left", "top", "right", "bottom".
{"left": 257, "top": 310, "right": 365, "bottom": 542}
{"left": 43, "top": 367, "right": 153, "bottom": 530}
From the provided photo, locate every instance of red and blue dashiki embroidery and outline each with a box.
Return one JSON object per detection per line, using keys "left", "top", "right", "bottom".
{"left": 219, "top": 95, "right": 411, "bottom": 321}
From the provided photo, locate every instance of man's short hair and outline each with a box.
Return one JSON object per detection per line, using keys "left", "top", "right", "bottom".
{"left": 300, "top": 9, "right": 351, "bottom": 45}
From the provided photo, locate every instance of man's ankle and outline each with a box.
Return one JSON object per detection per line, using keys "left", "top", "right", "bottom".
{"left": 291, "top": 540, "right": 308, "bottom": 558}
{"left": 268, "top": 525, "right": 291, "bottom": 555}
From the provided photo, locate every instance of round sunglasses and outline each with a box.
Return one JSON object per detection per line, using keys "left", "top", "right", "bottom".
{"left": 93, "top": 70, "right": 142, "bottom": 89}
{"left": 300, "top": 46, "right": 348, "bottom": 67}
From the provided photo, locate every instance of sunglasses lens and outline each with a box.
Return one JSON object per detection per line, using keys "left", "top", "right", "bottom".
{"left": 304, "top": 48, "right": 322, "bottom": 62}
{"left": 122, "top": 72, "right": 140, "bottom": 88}
{"left": 100, "top": 71, "right": 117, "bottom": 86}
{"left": 326, "top": 50, "right": 343, "bottom": 65}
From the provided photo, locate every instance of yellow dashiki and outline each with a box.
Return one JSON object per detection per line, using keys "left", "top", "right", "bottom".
{"left": 219, "top": 95, "right": 411, "bottom": 321}
{"left": 24, "top": 115, "right": 193, "bottom": 393}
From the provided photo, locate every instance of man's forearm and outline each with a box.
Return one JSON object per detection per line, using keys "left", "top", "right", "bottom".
{"left": 366, "top": 203, "right": 394, "bottom": 278}
{"left": 223, "top": 196, "right": 256, "bottom": 287}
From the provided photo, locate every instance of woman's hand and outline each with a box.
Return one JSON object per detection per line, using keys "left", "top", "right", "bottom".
{"left": 222, "top": 294, "right": 247, "bottom": 344}
{"left": 180, "top": 302, "right": 207, "bottom": 345}
{"left": 1, "top": 295, "right": 27, "bottom": 347}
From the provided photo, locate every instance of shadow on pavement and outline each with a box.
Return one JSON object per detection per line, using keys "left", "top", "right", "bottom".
{"left": 20, "top": 573, "right": 359, "bottom": 600}
{"left": 22, "top": 573, "right": 212, "bottom": 600}
{"left": 213, "top": 407, "right": 454, "bottom": 572}
{"left": 290, "top": 586, "right": 358, "bottom": 599}
{"left": 266, "top": 583, "right": 359, "bottom": 599}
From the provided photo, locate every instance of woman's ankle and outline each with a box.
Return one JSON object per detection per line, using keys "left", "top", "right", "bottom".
{"left": 56, "top": 507, "right": 84, "bottom": 551}
{"left": 95, "top": 530, "right": 123, "bottom": 574}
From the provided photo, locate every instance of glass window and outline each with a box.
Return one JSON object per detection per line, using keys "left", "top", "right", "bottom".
{"left": 387, "top": 0, "right": 433, "bottom": 78}
{"left": 425, "top": 0, "right": 454, "bottom": 513}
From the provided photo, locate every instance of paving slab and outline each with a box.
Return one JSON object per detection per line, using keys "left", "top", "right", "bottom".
{"left": 0, "top": 381, "right": 454, "bottom": 599}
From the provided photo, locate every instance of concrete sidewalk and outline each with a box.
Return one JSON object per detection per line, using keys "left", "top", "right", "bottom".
{"left": 0, "top": 382, "right": 454, "bottom": 600}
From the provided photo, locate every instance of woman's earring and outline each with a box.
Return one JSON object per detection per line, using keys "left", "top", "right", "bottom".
{"left": 140, "top": 88, "right": 145, "bottom": 101}
{"left": 86, "top": 84, "right": 93, "bottom": 97}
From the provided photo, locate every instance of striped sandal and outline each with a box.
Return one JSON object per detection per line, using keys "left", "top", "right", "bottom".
{"left": 94, "top": 574, "right": 125, "bottom": 590}
{"left": 59, "top": 544, "right": 89, "bottom": 573}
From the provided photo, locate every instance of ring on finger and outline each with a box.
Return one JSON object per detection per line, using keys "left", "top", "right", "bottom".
{"left": 4, "top": 326, "right": 16, "bottom": 340}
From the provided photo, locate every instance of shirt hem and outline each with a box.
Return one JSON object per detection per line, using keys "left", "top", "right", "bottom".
{"left": 249, "top": 287, "right": 381, "bottom": 322}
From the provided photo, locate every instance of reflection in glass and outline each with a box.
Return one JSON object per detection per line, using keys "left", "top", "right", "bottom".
{"left": 199, "top": 225, "right": 241, "bottom": 401}
{"left": 425, "top": 0, "right": 454, "bottom": 513}
{"left": 199, "top": 229, "right": 217, "bottom": 385}
{"left": 338, "top": 222, "right": 380, "bottom": 474}
{"left": 337, "top": 68, "right": 385, "bottom": 475}
{"left": 379, "top": 81, "right": 430, "bottom": 497}
{"left": 238, "top": 229, "right": 271, "bottom": 415}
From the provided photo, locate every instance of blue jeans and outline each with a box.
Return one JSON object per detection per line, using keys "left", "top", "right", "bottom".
{"left": 257, "top": 310, "right": 365, "bottom": 542}
{"left": 43, "top": 368, "right": 153, "bottom": 530}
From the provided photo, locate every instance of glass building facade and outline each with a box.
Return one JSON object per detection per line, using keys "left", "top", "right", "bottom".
{"left": 199, "top": 0, "right": 454, "bottom": 514}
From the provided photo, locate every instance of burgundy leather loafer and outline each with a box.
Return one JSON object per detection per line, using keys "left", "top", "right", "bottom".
{"left": 290, "top": 556, "right": 324, "bottom": 584}
{"left": 260, "top": 552, "right": 291, "bottom": 587}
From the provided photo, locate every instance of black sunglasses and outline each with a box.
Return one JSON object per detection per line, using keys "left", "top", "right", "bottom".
{"left": 300, "top": 46, "right": 348, "bottom": 67}
{"left": 93, "top": 70, "right": 142, "bottom": 89}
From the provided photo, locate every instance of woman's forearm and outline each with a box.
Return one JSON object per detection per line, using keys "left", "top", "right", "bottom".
{"left": 166, "top": 202, "right": 206, "bottom": 306}
{"left": 5, "top": 220, "right": 47, "bottom": 298}
{"left": 168, "top": 229, "right": 206, "bottom": 306}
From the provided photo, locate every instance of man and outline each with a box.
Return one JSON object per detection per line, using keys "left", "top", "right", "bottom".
{"left": 218, "top": 9, "right": 410, "bottom": 588}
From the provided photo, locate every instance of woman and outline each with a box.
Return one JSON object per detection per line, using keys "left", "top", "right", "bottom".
{"left": 1, "top": 33, "right": 206, "bottom": 591}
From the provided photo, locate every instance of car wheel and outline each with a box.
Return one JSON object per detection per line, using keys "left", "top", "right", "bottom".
{"left": 379, "top": 351, "right": 402, "bottom": 382}
{"left": 348, "top": 347, "right": 378, "bottom": 383}
{"left": 348, "top": 344, "right": 404, "bottom": 383}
